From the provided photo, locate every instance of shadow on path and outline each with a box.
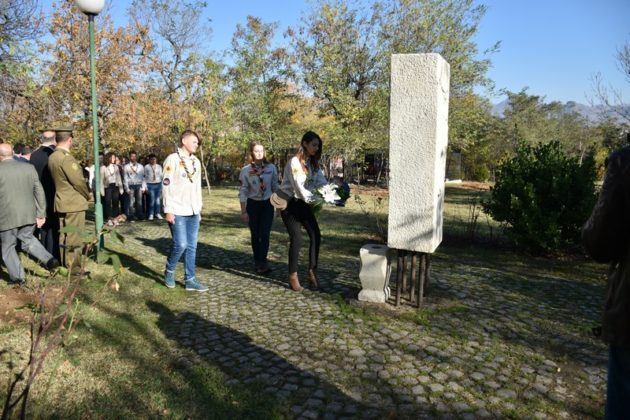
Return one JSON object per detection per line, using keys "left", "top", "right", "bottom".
{"left": 146, "top": 300, "right": 381, "bottom": 419}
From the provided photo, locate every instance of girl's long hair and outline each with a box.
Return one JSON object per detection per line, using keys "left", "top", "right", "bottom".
{"left": 295, "top": 131, "right": 322, "bottom": 172}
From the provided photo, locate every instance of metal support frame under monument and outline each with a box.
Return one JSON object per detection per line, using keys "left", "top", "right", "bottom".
{"left": 392, "top": 249, "right": 431, "bottom": 307}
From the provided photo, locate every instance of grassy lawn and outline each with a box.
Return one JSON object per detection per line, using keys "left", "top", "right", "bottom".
{"left": 0, "top": 183, "right": 607, "bottom": 418}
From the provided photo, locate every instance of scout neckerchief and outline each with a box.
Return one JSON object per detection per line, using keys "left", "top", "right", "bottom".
{"left": 177, "top": 150, "right": 197, "bottom": 183}
{"left": 130, "top": 162, "right": 139, "bottom": 174}
{"left": 250, "top": 162, "right": 267, "bottom": 193}
{"left": 149, "top": 164, "right": 157, "bottom": 182}
{"left": 107, "top": 163, "right": 117, "bottom": 178}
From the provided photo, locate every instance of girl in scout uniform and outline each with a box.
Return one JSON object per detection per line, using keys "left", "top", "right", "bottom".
{"left": 238, "top": 141, "right": 279, "bottom": 274}
{"left": 100, "top": 152, "right": 124, "bottom": 226}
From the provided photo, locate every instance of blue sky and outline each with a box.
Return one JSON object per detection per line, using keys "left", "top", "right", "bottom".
{"left": 52, "top": 0, "right": 630, "bottom": 104}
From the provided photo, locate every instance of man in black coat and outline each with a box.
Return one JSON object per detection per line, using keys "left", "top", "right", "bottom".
{"left": 582, "top": 141, "right": 630, "bottom": 418}
{"left": 29, "top": 128, "right": 61, "bottom": 260}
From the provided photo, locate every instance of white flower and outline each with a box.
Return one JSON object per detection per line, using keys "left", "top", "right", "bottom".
{"left": 317, "top": 183, "right": 341, "bottom": 204}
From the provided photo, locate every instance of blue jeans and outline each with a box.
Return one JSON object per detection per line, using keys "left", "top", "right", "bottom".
{"left": 166, "top": 214, "right": 200, "bottom": 281}
{"left": 147, "top": 183, "right": 162, "bottom": 216}
{"left": 128, "top": 184, "right": 144, "bottom": 219}
{"left": 606, "top": 345, "right": 630, "bottom": 418}
{"left": 246, "top": 198, "right": 274, "bottom": 267}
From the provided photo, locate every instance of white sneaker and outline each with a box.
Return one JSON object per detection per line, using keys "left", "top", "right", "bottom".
{"left": 156, "top": 214, "right": 163, "bottom": 220}
{"left": 148, "top": 215, "right": 154, "bottom": 221}
{"left": 107, "top": 219, "right": 114, "bottom": 226}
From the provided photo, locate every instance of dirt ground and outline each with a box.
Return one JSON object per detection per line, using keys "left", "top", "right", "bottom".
{"left": 0, "top": 285, "right": 66, "bottom": 325}
{"left": 352, "top": 180, "right": 490, "bottom": 196}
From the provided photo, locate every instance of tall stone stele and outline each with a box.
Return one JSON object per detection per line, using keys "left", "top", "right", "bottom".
{"left": 388, "top": 53, "right": 450, "bottom": 253}
{"left": 359, "top": 53, "right": 450, "bottom": 304}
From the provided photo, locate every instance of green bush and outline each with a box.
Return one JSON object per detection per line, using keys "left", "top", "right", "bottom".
{"left": 466, "top": 164, "right": 490, "bottom": 182}
{"left": 483, "top": 141, "right": 597, "bottom": 254}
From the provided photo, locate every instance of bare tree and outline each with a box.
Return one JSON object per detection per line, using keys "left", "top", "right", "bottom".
{"left": 0, "top": 0, "right": 41, "bottom": 62}
{"left": 129, "top": 0, "right": 211, "bottom": 103}
{"left": 590, "top": 40, "right": 630, "bottom": 124}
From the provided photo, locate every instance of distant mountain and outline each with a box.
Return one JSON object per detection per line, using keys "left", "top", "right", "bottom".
{"left": 491, "top": 100, "right": 630, "bottom": 125}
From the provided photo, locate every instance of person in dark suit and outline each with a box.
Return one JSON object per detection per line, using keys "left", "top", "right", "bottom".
{"left": 0, "top": 143, "right": 59, "bottom": 285}
{"left": 29, "top": 128, "right": 61, "bottom": 260}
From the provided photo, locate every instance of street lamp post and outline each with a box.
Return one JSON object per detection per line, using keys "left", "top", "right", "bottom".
{"left": 75, "top": 0, "right": 105, "bottom": 250}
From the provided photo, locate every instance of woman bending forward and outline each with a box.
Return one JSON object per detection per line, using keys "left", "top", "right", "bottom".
{"left": 278, "top": 131, "right": 327, "bottom": 291}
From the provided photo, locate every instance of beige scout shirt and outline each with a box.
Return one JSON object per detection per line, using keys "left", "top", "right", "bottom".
{"left": 161, "top": 149, "right": 203, "bottom": 216}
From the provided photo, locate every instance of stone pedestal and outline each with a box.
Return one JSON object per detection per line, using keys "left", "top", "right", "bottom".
{"left": 358, "top": 244, "right": 391, "bottom": 303}
{"left": 387, "top": 53, "right": 450, "bottom": 253}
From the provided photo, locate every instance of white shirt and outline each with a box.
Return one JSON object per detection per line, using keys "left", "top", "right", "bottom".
{"left": 279, "top": 156, "right": 327, "bottom": 203}
{"left": 124, "top": 162, "right": 146, "bottom": 190}
{"left": 161, "top": 149, "right": 203, "bottom": 215}
{"left": 238, "top": 162, "right": 278, "bottom": 202}
{"left": 100, "top": 163, "right": 123, "bottom": 194}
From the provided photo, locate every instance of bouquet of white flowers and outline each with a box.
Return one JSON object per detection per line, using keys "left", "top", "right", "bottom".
{"left": 310, "top": 183, "right": 345, "bottom": 218}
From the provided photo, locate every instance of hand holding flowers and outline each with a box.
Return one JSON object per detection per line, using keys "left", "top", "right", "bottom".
{"left": 309, "top": 183, "right": 349, "bottom": 218}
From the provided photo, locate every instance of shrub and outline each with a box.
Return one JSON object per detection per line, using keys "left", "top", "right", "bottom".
{"left": 483, "top": 141, "right": 597, "bottom": 254}
{"left": 467, "top": 164, "right": 490, "bottom": 182}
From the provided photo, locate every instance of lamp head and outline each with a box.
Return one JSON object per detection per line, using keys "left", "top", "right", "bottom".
{"left": 75, "top": 0, "right": 105, "bottom": 15}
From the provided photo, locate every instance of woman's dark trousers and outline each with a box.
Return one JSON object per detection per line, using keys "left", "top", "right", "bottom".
{"left": 104, "top": 184, "right": 120, "bottom": 220}
{"left": 247, "top": 198, "right": 274, "bottom": 268}
{"left": 281, "top": 198, "right": 320, "bottom": 274}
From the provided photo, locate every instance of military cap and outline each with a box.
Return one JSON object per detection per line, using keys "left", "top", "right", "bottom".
{"left": 54, "top": 126, "right": 74, "bottom": 142}
{"left": 54, "top": 125, "right": 74, "bottom": 134}
{"left": 38, "top": 125, "right": 57, "bottom": 133}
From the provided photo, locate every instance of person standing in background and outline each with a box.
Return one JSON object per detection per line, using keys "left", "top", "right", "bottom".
{"left": 124, "top": 151, "right": 146, "bottom": 221}
{"left": 101, "top": 152, "right": 124, "bottom": 226}
{"left": 145, "top": 154, "right": 164, "bottom": 220}
{"left": 30, "top": 127, "right": 61, "bottom": 261}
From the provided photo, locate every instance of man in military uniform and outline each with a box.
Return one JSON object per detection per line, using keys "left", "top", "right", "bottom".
{"left": 48, "top": 127, "right": 91, "bottom": 270}
{"left": 30, "top": 127, "right": 61, "bottom": 260}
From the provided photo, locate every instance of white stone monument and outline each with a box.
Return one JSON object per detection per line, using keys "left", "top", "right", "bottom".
{"left": 358, "top": 53, "right": 450, "bottom": 304}
{"left": 387, "top": 53, "right": 450, "bottom": 253}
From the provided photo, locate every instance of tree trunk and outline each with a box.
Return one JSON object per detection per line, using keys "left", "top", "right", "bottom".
{"left": 198, "top": 144, "right": 212, "bottom": 197}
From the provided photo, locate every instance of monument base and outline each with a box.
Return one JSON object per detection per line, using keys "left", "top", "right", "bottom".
{"left": 358, "top": 244, "right": 391, "bottom": 303}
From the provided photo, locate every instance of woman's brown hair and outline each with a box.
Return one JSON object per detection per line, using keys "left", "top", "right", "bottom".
{"left": 296, "top": 131, "right": 322, "bottom": 172}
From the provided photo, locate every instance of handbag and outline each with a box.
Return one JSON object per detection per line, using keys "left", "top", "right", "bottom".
{"left": 270, "top": 190, "right": 291, "bottom": 210}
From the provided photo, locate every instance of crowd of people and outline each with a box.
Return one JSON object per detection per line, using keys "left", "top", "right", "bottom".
{"left": 0, "top": 126, "right": 167, "bottom": 282}
{"left": 0, "top": 127, "right": 348, "bottom": 295}
{"left": 92, "top": 150, "right": 165, "bottom": 226}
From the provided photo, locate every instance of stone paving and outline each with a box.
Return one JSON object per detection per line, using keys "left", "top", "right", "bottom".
{"left": 113, "top": 211, "right": 608, "bottom": 419}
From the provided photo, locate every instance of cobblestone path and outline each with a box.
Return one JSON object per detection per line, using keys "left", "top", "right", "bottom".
{"left": 113, "top": 205, "right": 607, "bottom": 419}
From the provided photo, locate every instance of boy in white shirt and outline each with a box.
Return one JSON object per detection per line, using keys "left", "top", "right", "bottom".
{"left": 162, "top": 130, "right": 207, "bottom": 292}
